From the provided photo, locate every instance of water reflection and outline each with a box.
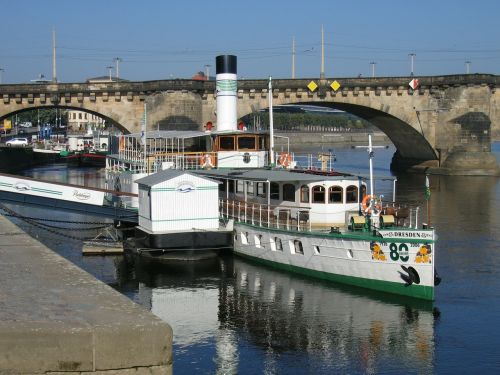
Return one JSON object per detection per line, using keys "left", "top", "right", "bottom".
{"left": 120, "top": 255, "right": 438, "bottom": 374}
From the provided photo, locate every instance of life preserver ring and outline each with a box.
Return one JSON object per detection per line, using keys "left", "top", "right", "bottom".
{"left": 362, "top": 194, "right": 381, "bottom": 214}
{"left": 278, "top": 153, "right": 292, "bottom": 168}
{"left": 200, "top": 154, "right": 214, "bottom": 168}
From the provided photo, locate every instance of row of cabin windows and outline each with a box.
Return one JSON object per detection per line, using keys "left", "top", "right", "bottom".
{"left": 300, "top": 185, "right": 359, "bottom": 204}
{"left": 221, "top": 180, "right": 362, "bottom": 203}
{"left": 216, "top": 135, "right": 266, "bottom": 152}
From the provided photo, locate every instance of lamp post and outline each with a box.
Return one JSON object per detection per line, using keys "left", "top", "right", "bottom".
{"left": 408, "top": 53, "right": 416, "bottom": 76}
{"left": 114, "top": 57, "right": 122, "bottom": 78}
{"left": 465, "top": 60, "right": 471, "bottom": 74}
{"left": 0, "top": 68, "right": 4, "bottom": 84}
{"left": 204, "top": 64, "right": 211, "bottom": 80}
{"left": 370, "top": 62, "right": 376, "bottom": 78}
{"left": 106, "top": 66, "right": 113, "bottom": 81}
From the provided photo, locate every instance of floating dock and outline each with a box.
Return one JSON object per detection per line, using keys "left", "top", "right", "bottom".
{"left": 0, "top": 215, "right": 172, "bottom": 374}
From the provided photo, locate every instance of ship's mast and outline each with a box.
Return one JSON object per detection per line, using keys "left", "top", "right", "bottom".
{"left": 268, "top": 76, "right": 275, "bottom": 165}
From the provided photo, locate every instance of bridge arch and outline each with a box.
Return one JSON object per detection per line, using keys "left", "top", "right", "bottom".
{"left": 238, "top": 100, "right": 437, "bottom": 163}
{"left": 0, "top": 105, "right": 130, "bottom": 134}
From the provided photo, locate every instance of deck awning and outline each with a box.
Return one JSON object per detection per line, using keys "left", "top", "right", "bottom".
{"left": 192, "top": 169, "right": 359, "bottom": 183}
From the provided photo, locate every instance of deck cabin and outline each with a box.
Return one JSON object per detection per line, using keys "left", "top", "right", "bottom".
{"left": 106, "top": 130, "right": 271, "bottom": 173}
{"left": 193, "top": 169, "right": 368, "bottom": 230}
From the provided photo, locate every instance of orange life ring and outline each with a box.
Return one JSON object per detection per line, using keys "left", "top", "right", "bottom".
{"left": 362, "top": 194, "right": 381, "bottom": 214}
{"left": 278, "top": 153, "right": 292, "bottom": 168}
{"left": 200, "top": 154, "right": 214, "bottom": 168}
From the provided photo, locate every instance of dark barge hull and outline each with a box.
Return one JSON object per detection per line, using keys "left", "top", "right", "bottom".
{"left": 125, "top": 227, "right": 233, "bottom": 261}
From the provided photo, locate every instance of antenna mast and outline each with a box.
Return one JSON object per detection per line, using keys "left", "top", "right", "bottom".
{"left": 52, "top": 28, "right": 57, "bottom": 83}
{"left": 320, "top": 25, "right": 325, "bottom": 79}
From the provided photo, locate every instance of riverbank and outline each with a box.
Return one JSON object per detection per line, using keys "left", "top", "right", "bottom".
{"left": 0, "top": 214, "right": 172, "bottom": 374}
{"left": 274, "top": 131, "right": 391, "bottom": 148}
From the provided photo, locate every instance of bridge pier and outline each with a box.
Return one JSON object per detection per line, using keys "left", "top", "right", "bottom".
{"left": 391, "top": 111, "right": 500, "bottom": 176}
{"left": 390, "top": 150, "right": 500, "bottom": 176}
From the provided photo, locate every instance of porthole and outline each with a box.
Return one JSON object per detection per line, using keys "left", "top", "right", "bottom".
{"left": 313, "top": 245, "right": 320, "bottom": 255}
{"left": 347, "top": 249, "right": 354, "bottom": 259}
{"left": 241, "top": 232, "right": 248, "bottom": 245}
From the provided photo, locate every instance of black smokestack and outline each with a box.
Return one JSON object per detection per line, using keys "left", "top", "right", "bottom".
{"left": 216, "top": 55, "right": 237, "bottom": 74}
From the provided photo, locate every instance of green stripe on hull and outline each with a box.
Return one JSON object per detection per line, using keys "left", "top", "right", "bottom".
{"left": 236, "top": 251, "right": 434, "bottom": 301}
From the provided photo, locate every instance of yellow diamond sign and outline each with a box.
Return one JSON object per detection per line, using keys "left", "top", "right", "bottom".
{"left": 330, "top": 80, "right": 341, "bottom": 91}
{"left": 307, "top": 81, "right": 318, "bottom": 92}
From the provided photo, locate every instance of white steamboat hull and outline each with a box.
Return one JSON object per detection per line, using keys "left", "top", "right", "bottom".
{"left": 233, "top": 223, "right": 436, "bottom": 300}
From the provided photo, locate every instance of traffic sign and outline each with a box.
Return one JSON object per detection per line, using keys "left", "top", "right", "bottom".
{"left": 409, "top": 78, "right": 419, "bottom": 90}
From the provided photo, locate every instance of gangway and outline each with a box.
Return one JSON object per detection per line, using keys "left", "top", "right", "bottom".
{"left": 0, "top": 172, "right": 138, "bottom": 223}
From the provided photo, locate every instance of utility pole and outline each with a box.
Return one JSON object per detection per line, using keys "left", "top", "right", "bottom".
{"left": 0, "top": 68, "right": 4, "bottom": 84}
{"left": 114, "top": 57, "right": 122, "bottom": 78}
{"left": 320, "top": 25, "right": 325, "bottom": 79}
{"left": 52, "top": 28, "right": 57, "bottom": 83}
{"left": 465, "top": 60, "right": 471, "bottom": 74}
{"left": 408, "top": 53, "right": 416, "bottom": 76}
{"left": 106, "top": 66, "right": 113, "bottom": 81}
{"left": 370, "top": 62, "right": 376, "bottom": 77}
{"left": 292, "top": 36, "right": 296, "bottom": 79}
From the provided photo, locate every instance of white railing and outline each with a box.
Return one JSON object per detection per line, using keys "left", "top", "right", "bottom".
{"left": 219, "top": 199, "right": 312, "bottom": 232}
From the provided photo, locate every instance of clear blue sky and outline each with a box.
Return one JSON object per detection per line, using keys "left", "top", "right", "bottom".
{"left": 1, "top": 0, "right": 498, "bottom": 83}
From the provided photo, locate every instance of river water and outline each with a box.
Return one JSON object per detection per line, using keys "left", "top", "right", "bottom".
{"left": 7, "top": 143, "right": 500, "bottom": 374}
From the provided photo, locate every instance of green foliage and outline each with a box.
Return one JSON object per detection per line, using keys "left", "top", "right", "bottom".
{"left": 243, "top": 112, "right": 375, "bottom": 131}
{"left": 8, "top": 108, "right": 65, "bottom": 126}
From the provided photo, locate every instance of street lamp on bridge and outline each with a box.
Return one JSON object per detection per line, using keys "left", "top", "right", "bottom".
{"left": 204, "top": 64, "right": 211, "bottom": 80}
{"left": 370, "top": 62, "right": 376, "bottom": 78}
{"left": 0, "top": 68, "right": 4, "bottom": 84}
{"left": 106, "top": 66, "right": 114, "bottom": 81}
{"left": 114, "top": 57, "right": 122, "bottom": 78}
{"left": 408, "top": 53, "right": 416, "bottom": 76}
{"left": 465, "top": 60, "right": 471, "bottom": 74}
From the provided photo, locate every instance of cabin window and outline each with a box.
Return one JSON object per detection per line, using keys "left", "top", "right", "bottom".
{"left": 300, "top": 185, "right": 309, "bottom": 203}
{"left": 228, "top": 180, "right": 235, "bottom": 193}
{"left": 282, "top": 184, "right": 296, "bottom": 202}
{"left": 247, "top": 181, "right": 255, "bottom": 196}
{"left": 237, "top": 136, "right": 256, "bottom": 150}
{"left": 259, "top": 136, "right": 266, "bottom": 150}
{"left": 219, "top": 181, "right": 226, "bottom": 193}
{"left": 346, "top": 185, "right": 358, "bottom": 203}
{"left": 275, "top": 237, "right": 283, "bottom": 251}
{"left": 241, "top": 232, "right": 248, "bottom": 245}
{"left": 312, "top": 185, "right": 326, "bottom": 203}
{"left": 236, "top": 180, "right": 244, "bottom": 193}
{"left": 255, "top": 234, "right": 262, "bottom": 248}
{"left": 292, "top": 240, "right": 304, "bottom": 254}
{"left": 219, "top": 136, "right": 235, "bottom": 151}
{"left": 257, "top": 182, "right": 266, "bottom": 197}
{"left": 270, "top": 182, "right": 280, "bottom": 200}
{"left": 329, "top": 186, "right": 343, "bottom": 203}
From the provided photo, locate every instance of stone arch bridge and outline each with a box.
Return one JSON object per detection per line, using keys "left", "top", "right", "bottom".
{"left": 0, "top": 74, "right": 499, "bottom": 175}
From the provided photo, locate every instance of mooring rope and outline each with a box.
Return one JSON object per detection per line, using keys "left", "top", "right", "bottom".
{"left": 0, "top": 203, "right": 118, "bottom": 244}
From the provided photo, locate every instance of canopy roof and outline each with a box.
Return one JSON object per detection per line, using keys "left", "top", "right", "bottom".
{"left": 192, "top": 168, "right": 359, "bottom": 183}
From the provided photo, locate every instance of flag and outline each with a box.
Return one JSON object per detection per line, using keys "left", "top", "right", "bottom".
{"left": 424, "top": 175, "right": 431, "bottom": 200}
